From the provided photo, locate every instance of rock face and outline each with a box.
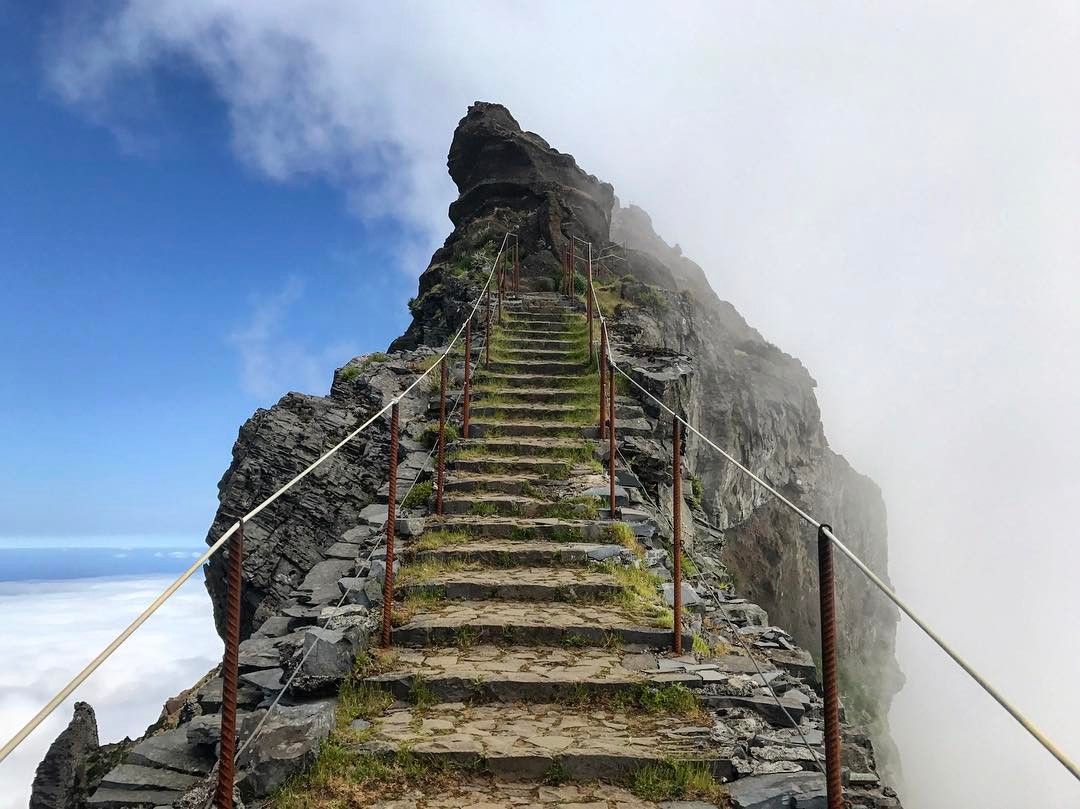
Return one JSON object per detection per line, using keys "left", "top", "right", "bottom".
{"left": 608, "top": 204, "right": 904, "bottom": 775}
{"left": 202, "top": 355, "right": 429, "bottom": 638}
{"left": 29, "top": 702, "right": 99, "bottom": 809}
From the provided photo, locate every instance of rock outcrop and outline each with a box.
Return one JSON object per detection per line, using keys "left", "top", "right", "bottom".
{"left": 29, "top": 703, "right": 99, "bottom": 809}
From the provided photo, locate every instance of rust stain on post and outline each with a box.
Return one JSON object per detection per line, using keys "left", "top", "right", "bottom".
{"left": 818, "top": 524, "right": 844, "bottom": 809}
{"left": 463, "top": 319, "right": 472, "bottom": 439}
{"left": 672, "top": 417, "right": 683, "bottom": 654}
{"left": 214, "top": 518, "right": 244, "bottom": 808}
{"left": 435, "top": 358, "right": 447, "bottom": 516}
{"left": 608, "top": 358, "right": 617, "bottom": 518}
{"left": 599, "top": 326, "right": 607, "bottom": 432}
{"left": 380, "top": 402, "right": 400, "bottom": 648}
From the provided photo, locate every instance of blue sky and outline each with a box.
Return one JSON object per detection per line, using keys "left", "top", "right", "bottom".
{"left": 0, "top": 4, "right": 420, "bottom": 540}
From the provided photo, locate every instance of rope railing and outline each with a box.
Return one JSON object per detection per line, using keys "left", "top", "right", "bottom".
{"left": 582, "top": 244, "right": 1080, "bottom": 802}
{"left": 0, "top": 232, "right": 514, "bottom": 776}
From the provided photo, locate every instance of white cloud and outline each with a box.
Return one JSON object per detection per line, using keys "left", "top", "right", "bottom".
{"left": 43, "top": 3, "right": 1080, "bottom": 806}
{"left": 227, "top": 276, "right": 358, "bottom": 399}
{"left": 0, "top": 576, "right": 220, "bottom": 809}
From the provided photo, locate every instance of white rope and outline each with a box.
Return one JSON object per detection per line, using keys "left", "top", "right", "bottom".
{"left": 611, "top": 444, "right": 824, "bottom": 771}
{"left": 0, "top": 234, "right": 511, "bottom": 765}
{"left": 590, "top": 287, "right": 1080, "bottom": 784}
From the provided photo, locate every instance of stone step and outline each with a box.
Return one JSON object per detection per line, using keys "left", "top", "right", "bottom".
{"left": 503, "top": 315, "right": 576, "bottom": 326}
{"left": 391, "top": 599, "right": 687, "bottom": 649}
{"left": 456, "top": 436, "right": 592, "bottom": 460}
{"left": 500, "top": 337, "right": 584, "bottom": 351}
{"left": 355, "top": 701, "right": 732, "bottom": 782}
{"left": 365, "top": 645, "right": 701, "bottom": 704}
{"left": 365, "top": 781, "right": 672, "bottom": 807}
{"left": 496, "top": 346, "right": 585, "bottom": 361}
{"left": 411, "top": 539, "right": 629, "bottom": 567}
{"left": 478, "top": 373, "right": 595, "bottom": 390}
{"left": 435, "top": 515, "right": 614, "bottom": 542}
{"left": 396, "top": 566, "right": 622, "bottom": 602}
{"left": 441, "top": 492, "right": 578, "bottom": 518}
{"left": 505, "top": 328, "right": 583, "bottom": 340}
{"left": 487, "top": 358, "right": 590, "bottom": 375}
{"left": 475, "top": 387, "right": 596, "bottom": 405}
{"left": 468, "top": 420, "right": 585, "bottom": 439}
{"left": 449, "top": 456, "right": 572, "bottom": 477}
{"left": 444, "top": 472, "right": 548, "bottom": 495}
{"left": 470, "top": 402, "right": 595, "bottom": 422}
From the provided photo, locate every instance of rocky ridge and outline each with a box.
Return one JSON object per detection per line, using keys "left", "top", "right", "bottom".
{"left": 30, "top": 101, "right": 904, "bottom": 808}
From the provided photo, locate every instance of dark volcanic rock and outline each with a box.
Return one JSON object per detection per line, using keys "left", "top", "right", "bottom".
{"left": 203, "top": 353, "right": 430, "bottom": 639}
{"left": 392, "top": 102, "right": 614, "bottom": 351}
{"left": 30, "top": 702, "right": 99, "bottom": 809}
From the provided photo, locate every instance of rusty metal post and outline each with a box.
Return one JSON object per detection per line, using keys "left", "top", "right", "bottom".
{"left": 587, "top": 252, "right": 594, "bottom": 365}
{"left": 498, "top": 255, "right": 504, "bottom": 324}
{"left": 484, "top": 290, "right": 491, "bottom": 368}
{"left": 599, "top": 325, "right": 607, "bottom": 430}
{"left": 463, "top": 319, "right": 472, "bottom": 439}
{"left": 569, "top": 240, "right": 576, "bottom": 298}
{"left": 380, "top": 402, "right": 400, "bottom": 648}
{"left": 608, "top": 358, "right": 617, "bottom": 518}
{"left": 818, "top": 524, "right": 844, "bottom": 809}
{"left": 214, "top": 518, "right": 244, "bottom": 808}
{"left": 514, "top": 240, "right": 520, "bottom": 292}
{"left": 672, "top": 417, "right": 683, "bottom": 654}
{"left": 435, "top": 358, "right": 447, "bottom": 516}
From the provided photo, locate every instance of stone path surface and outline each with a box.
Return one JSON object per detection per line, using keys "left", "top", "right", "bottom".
{"left": 355, "top": 296, "right": 732, "bottom": 806}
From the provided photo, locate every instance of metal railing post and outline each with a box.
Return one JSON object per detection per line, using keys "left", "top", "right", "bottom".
{"left": 818, "top": 524, "right": 844, "bottom": 809}
{"left": 498, "top": 255, "right": 504, "bottom": 324}
{"left": 587, "top": 250, "right": 594, "bottom": 365}
{"left": 672, "top": 418, "right": 683, "bottom": 654}
{"left": 213, "top": 518, "right": 244, "bottom": 808}
{"left": 462, "top": 319, "right": 472, "bottom": 439}
{"left": 608, "top": 358, "right": 617, "bottom": 518}
{"left": 569, "top": 240, "right": 576, "bottom": 298}
{"left": 514, "top": 240, "right": 520, "bottom": 292}
{"left": 484, "top": 290, "right": 492, "bottom": 368}
{"left": 435, "top": 358, "right": 447, "bottom": 516}
{"left": 599, "top": 325, "right": 607, "bottom": 431}
{"left": 380, "top": 402, "right": 400, "bottom": 648}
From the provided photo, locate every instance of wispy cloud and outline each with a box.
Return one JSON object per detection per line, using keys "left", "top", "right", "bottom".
{"left": 227, "top": 276, "right": 357, "bottom": 400}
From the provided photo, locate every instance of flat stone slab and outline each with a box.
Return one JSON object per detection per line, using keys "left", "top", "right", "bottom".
{"left": 436, "top": 516, "right": 610, "bottom": 541}
{"left": 413, "top": 539, "right": 625, "bottom": 567}
{"left": 125, "top": 727, "right": 214, "bottom": 775}
{"left": 370, "top": 780, "right": 683, "bottom": 807}
{"left": 87, "top": 788, "right": 184, "bottom": 808}
{"left": 392, "top": 600, "right": 688, "bottom": 650}
{"left": 397, "top": 566, "right": 622, "bottom": 602}
{"left": 726, "top": 772, "right": 826, "bottom": 808}
{"left": 365, "top": 645, "right": 703, "bottom": 702}
{"left": 359, "top": 702, "right": 734, "bottom": 782}
{"left": 98, "top": 763, "right": 201, "bottom": 792}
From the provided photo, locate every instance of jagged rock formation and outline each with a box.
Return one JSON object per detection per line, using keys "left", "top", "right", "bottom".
{"left": 35, "top": 101, "right": 904, "bottom": 808}
{"left": 30, "top": 703, "right": 99, "bottom": 809}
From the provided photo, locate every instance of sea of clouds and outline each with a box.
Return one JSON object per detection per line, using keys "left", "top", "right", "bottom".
{"left": 0, "top": 565, "right": 220, "bottom": 809}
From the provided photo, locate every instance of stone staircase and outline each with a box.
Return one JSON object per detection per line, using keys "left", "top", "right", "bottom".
{"left": 345, "top": 294, "right": 734, "bottom": 807}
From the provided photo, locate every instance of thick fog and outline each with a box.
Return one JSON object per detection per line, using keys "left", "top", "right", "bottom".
{"left": 47, "top": 2, "right": 1080, "bottom": 805}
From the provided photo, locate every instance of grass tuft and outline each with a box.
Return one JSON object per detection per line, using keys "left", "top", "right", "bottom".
{"left": 630, "top": 759, "right": 725, "bottom": 803}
